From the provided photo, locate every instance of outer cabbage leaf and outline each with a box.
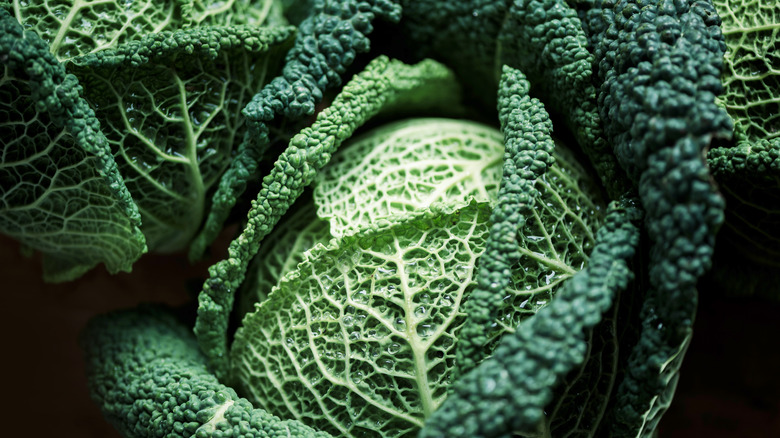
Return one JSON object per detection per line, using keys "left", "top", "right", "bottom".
{"left": 82, "top": 304, "right": 333, "bottom": 438}
{"left": 708, "top": 0, "right": 780, "bottom": 296}
{"left": 314, "top": 118, "right": 503, "bottom": 239}
{"left": 592, "top": 1, "right": 731, "bottom": 434}
{"left": 70, "top": 25, "right": 294, "bottom": 252}
{"left": 0, "top": 8, "right": 145, "bottom": 281}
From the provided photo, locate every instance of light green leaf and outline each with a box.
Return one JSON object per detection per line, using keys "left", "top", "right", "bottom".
{"left": 715, "top": 0, "right": 780, "bottom": 143}
{"left": 10, "top": 0, "right": 189, "bottom": 62}
{"left": 190, "top": 0, "right": 287, "bottom": 27}
{"left": 231, "top": 202, "right": 494, "bottom": 438}
{"left": 314, "top": 118, "right": 503, "bottom": 239}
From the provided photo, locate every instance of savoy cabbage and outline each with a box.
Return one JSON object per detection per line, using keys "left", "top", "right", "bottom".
{"left": 2, "top": 0, "right": 777, "bottom": 437}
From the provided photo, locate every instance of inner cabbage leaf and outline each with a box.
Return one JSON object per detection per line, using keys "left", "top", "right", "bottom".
{"left": 230, "top": 118, "right": 604, "bottom": 437}
{"left": 314, "top": 118, "right": 503, "bottom": 238}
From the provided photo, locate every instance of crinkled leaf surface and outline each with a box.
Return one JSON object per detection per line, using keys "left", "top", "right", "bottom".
{"left": 191, "top": 0, "right": 287, "bottom": 27}
{"left": 0, "top": 75, "right": 146, "bottom": 281}
{"left": 314, "top": 118, "right": 503, "bottom": 238}
{"left": 715, "top": 0, "right": 780, "bottom": 142}
{"left": 71, "top": 25, "right": 294, "bottom": 252}
{"left": 1, "top": 8, "right": 145, "bottom": 282}
{"left": 709, "top": 0, "right": 780, "bottom": 293}
{"left": 9, "top": 0, "right": 284, "bottom": 62}
{"left": 10, "top": 0, "right": 188, "bottom": 62}
{"left": 231, "top": 202, "right": 494, "bottom": 438}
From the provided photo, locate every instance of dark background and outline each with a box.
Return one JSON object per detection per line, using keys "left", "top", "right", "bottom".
{"left": 2, "top": 234, "right": 778, "bottom": 437}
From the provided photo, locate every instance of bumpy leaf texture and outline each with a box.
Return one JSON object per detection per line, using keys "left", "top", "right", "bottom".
{"left": 70, "top": 25, "right": 294, "bottom": 252}
{"left": 8, "top": 0, "right": 284, "bottom": 62}
{"left": 82, "top": 305, "right": 333, "bottom": 438}
{"left": 0, "top": 8, "right": 145, "bottom": 281}
{"left": 593, "top": 0, "right": 731, "bottom": 434}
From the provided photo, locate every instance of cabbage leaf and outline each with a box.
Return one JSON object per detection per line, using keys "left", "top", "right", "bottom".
{"left": 0, "top": 8, "right": 145, "bottom": 281}
{"left": 70, "top": 25, "right": 294, "bottom": 251}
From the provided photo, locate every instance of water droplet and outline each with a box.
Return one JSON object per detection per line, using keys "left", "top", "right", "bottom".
{"left": 387, "top": 343, "right": 401, "bottom": 354}
{"left": 417, "top": 323, "right": 435, "bottom": 337}
{"left": 352, "top": 289, "right": 368, "bottom": 304}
